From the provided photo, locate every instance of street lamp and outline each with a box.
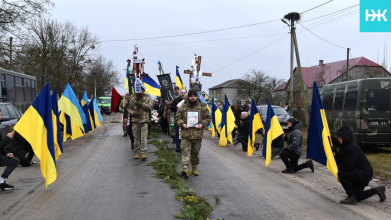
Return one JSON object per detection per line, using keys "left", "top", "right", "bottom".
{"left": 92, "top": 72, "right": 97, "bottom": 98}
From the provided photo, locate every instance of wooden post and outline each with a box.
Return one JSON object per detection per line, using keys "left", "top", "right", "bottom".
{"left": 292, "top": 28, "right": 309, "bottom": 126}
{"left": 346, "top": 48, "right": 350, "bottom": 81}
{"left": 9, "top": 37, "right": 12, "bottom": 70}
{"left": 289, "top": 19, "right": 294, "bottom": 111}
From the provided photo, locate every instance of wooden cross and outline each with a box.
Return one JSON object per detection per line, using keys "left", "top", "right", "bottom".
{"left": 127, "top": 59, "right": 148, "bottom": 111}
{"left": 184, "top": 56, "right": 212, "bottom": 85}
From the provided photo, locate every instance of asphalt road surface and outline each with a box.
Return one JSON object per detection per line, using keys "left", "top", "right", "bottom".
{"left": 1, "top": 113, "right": 389, "bottom": 220}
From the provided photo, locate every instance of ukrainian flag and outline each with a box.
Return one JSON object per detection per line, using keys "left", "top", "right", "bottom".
{"left": 210, "top": 100, "right": 222, "bottom": 138}
{"left": 307, "top": 81, "right": 339, "bottom": 182}
{"left": 88, "top": 100, "right": 96, "bottom": 131}
{"left": 51, "top": 88, "right": 63, "bottom": 161}
{"left": 92, "top": 97, "right": 103, "bottom": 127}
{"left": 219, "top": 95, "right": 235, "bottom": 147}
{"left": 14, "top": 83, "right": 57, "bottom": 188}
{"left": 59, "top": 111, "right": 72, "bottom": 142}
{"left": 248, "top": 99, "right": 263, "bottom": 157}
{"left": 80, "top": 92, "right": 92, "bottom": 133}
{"left": 176, "top": 66, "right": 185, "bottom": 90}
{"left": 60, "top": 111, "right": 85, "bottom": 140}
{"left": 58, "top": 83, "right": 86, "bottom": 133}
{"left": 262, "top": 99, "right": 284, "bottom": 167}
{"left": 143, "top": 76, "right": 161, "bottom": 97}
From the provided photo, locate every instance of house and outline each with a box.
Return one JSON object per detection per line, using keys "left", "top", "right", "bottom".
{"left": 275, "top": 57, "right": 391, "bottom": 109}
{"left": 201, "top": 91, "right": 209, "bottom": 100}
{"left": 209, "top": 79, "right": 252, "bottom": 104}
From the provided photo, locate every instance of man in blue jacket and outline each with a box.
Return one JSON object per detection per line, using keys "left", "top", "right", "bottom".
{"left": 279, "top": 118, "right": 314, "bottom": 174}
{"left": 336, "top": 126, "right": 386, "bottom": 205}
{"left": 0, "top": 109, "right": 18, "bottom": 190}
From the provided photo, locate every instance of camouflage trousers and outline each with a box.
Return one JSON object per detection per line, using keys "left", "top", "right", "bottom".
{"left": 123, "top": 122, "right": 127, "bottom": 134}
{"left": 132, "top": 122, "right": 148, "bottom": 154}
{"left": 181, "top": 139, "right": 202, "bottom": 167}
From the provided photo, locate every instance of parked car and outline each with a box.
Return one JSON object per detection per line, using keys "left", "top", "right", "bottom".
{"left": 0, "top": 103, "right": 23, "bottom": 147}
{"left": 248, "top": 105, "right": 294, "bottom": 133}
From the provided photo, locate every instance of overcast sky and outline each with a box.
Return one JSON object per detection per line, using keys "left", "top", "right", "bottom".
{"left": 50, "top": 0, "right": 389, "bottom": 96}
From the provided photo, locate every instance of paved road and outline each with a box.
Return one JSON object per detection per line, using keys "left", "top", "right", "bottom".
{"left": 1, "top": 113, "right": 389, "bottom": 220}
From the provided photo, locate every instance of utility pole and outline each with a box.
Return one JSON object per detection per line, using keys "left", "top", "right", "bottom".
{"left": 9, "top": 37, "right": 12, "bottom": 70}
{"left": 346, "top": 48, "right": 350, "bottom": 81}
{"left": 290, "top": 19, "right": 294, "bottom": 112}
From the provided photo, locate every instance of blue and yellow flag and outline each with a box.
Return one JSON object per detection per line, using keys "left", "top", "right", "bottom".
{"left": 176, "top": 66, "right": 185, "bottom": 90}
{"left": 88, "top": 98, "right": 96, "bottom": 130}
{"left": 262, "top": 99, "right": 284, "bottom": 167}
{"left": 219, "top": 95, "right": 235, "bottom": 147}
{"left": 143, "top": 76, "right": 161, "bottom": 97}
{"left": 14, "top": 83, "right": 57, "bottom": 188}
{"left": 92, "top": 97, "right": 103, "bottom": 127}
{"left": 211, "top": 100, "right": 222, "bottom": 138}
{"left": 59, "top": 111, "right": 72, "bottom": 142}
{"left": 248, "top": 99, "right": 264, "bottom": 157}
{"left": 58, "top": 83, "right": 86, "bottom": 133}
{"left": 51, "top": 88, "right": 63, "bottom": 161}
{"left": 81, "top": 91, "right": 88, "bottom": 106}
{"left": 307, "top": 81, "right": 339, "bottom": 182}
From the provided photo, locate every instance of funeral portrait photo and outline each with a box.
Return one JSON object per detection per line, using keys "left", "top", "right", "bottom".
{"left": 187, "top": 111, "right": 199, "bottom": 127}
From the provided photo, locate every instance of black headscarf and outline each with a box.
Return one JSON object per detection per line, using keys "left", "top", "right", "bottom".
{"left": 336, "top": 126, "right": 354, "bottom": 148}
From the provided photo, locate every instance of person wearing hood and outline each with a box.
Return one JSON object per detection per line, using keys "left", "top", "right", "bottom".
{"left": 279, "top": 118, "right": 314, "bottom": 174}
{"left": 175, "top": 89, "right": 211, "bottom": 178}
{"left": 236, "top": 112, "right": 250, "bottom": 152}
{"left": 119, "top": 93, "right": 134, "bottom": 150}
{"left": 335, "top": 126, "right": 386, "bottom": 205}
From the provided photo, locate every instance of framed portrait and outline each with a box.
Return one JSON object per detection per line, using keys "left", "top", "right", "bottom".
{"left": 187, "top": 111, "right": 199, "bottom": 128}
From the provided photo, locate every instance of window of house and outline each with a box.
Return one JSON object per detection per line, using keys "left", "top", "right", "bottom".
{"left": 344, "top": 91, "right": 358, "bottom": 111}
{"left": 322, "top": 93, "right": 334, "bottom": 110}
{"left": 334, "top": 92, "right": 344, "bottom": 111}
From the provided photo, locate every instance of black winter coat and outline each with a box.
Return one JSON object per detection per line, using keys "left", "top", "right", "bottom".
{"left": 0, "top": 131, "right": 11, "bottom": 159}
{"left": 238, "top": 116, "right": 250, "bottom": 137}
{"left": 170, "top": 96, "right": 183, "bottom": 113}
{"left": 335, "top": 126, "right": 373, "bottom": 186}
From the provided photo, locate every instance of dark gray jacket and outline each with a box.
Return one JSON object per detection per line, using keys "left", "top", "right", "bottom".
{"left": 0, "top": 131, "right": 12, "bottom": 160}
{"left": 286, "top": 121, "right": 303, "bottom": 156}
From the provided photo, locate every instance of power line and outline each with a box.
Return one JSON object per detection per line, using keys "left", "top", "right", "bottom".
{"left": 100, "top": 19, "right": 280, "bottom": 43}
{"left": 101, "top": 33, "right": 286, "bottom": 49}
{"left": 300, "top": 4, "right": 358, "bottom": 23}
{"left": 297, "top": 36, "right": 337, "bottom": 61}
{"left": 300, "top": 0, "right": 334, "bottom": 14}
{"left": 301, "top": 9, "right": 359, "bottom": 30}
{"left": 297, "top": 23, "right": 346, "bottom": 49}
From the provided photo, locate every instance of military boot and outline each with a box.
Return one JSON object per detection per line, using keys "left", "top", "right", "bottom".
{"left": 181, "top": 166, "right": 189, "bottom": 177}
{"left": 134, "top": 153, "right": 140, "bottom": 159}
{"left": 141, "top": 153, "right": 147, "bottom": 161}
{"left": 192, "top": 165, "right": 199, "bottom": 176}
{"left": 340, "top": 195, "right": 357, "bottom": 205}
{"left": 375, "top": 185, "right": 386, "bottom": 202}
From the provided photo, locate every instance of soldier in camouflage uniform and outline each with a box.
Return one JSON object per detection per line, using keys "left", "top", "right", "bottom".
{"left": 170, "top": 86, "right": 180, "bottom": 141}
{"left": 175, "top": 89, "right": 211, "bottom": 177}
{"left": 128, "top": 87, "right": 152, "bottom": 160}
{"left": 119, "top": 93, "right": 134, "bottom": 149}
{"left": 163, "top": 100, "right": 172, "bottom": 136}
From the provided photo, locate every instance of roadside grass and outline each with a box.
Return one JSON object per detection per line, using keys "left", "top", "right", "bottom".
{"left": 254, "top": 128, "right": 390, "bottom": 177}
{"left": 148, "top": 139, "right": 218, "bottom": 219}
{"left": 110, "top": 121, "right": 121, "bottom": 123}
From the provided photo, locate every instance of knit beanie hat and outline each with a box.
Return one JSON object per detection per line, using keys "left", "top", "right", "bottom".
{"left": 188, "top": 89, "right": 197, "bottom": 97}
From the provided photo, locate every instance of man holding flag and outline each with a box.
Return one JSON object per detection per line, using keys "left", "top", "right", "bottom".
{"left": 280, "top": 118, "right": 314, "bottom": 174}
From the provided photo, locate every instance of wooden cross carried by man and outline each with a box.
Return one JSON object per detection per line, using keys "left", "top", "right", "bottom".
{"left": 127, "top": 44, "right": 148, "bottom": 111}
{"left": 184, "top": 53, "right": 212, "bottom": 91}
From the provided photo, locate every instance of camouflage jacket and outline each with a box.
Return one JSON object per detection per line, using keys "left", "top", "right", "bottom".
{"left": 175, "top": 99, "right": 211, "bottom": 139}
{"left": 163, "top": 100, "right": 171, "bottom": 119}
{"left": 119, "top": 97, "right": 131, "bottom": 113}
{"left": 128, "top": 93, "right": 152, "bottom": 123}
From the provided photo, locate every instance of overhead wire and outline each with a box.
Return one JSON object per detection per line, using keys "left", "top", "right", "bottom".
{"left": 300, "top": 0, "right": 334, "bottom": 14}
{"left": 297, "top": 23, "right": 346, "bottom": 49}
{"left": 300, "top": 4, "right": 359, "bottom": 23}
{"left": 297, "top": 36, "right": 337, "bottom": 61}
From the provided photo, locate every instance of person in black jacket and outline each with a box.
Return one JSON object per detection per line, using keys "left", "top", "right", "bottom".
{"left": 262, "top": 131, "right": 284, "bottom": 158}
{"left": 236, "top": 112, "right": 250, "bottom": 152}
{"left": 279, "top": 118, "right": 314, "bottom": 174}
{"left": 0, "top": 110, "right": 18, "bottom": 190}
{"left": 335, "top": 126, "right": 386, "bottom": 205}
{"left": 9, "top": 131, "right": 36, "bottom": 167}
{"left": 171, "top": 89, "right": 187, "bottom": 152}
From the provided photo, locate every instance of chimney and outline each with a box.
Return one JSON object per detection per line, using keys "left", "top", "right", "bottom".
{"left": 319, "top": 60, "right": 324, "bottom": 66}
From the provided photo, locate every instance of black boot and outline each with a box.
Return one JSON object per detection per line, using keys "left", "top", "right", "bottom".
{"left": 131, "top": 143, "right": 134, "bottom": 151}
{"left": 123, "top": 133, "right": 127, "bottom": 137}
{"left": 375, "top": 186, "right": 386, "bottom": 202}
{"left": 282, "top": 168, "right": 294, "bottom": 174}
{"left": 172, "top": 137, "right": 175, "bottom": 144}
{"left": 307, "top": 160, "right": 314, "bottom": 172}
{"left": 340, "top": 195, "right": 357, "bottom": 205}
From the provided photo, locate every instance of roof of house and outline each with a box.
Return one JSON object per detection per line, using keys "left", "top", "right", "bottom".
{"left": 209, "top": 79, "right": 250, "bottom": 90}
{"left": 275, "top": 57, "right": 385, "bottom": 91}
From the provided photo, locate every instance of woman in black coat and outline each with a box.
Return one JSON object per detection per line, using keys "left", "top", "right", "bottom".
{"left": 236, "top": 112, "right": 250, "bottom": 152}
{"left": 335, "top": 126, "right": 386, "bottom": 205}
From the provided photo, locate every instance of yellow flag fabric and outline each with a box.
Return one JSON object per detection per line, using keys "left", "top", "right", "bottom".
{"left": 263, "top": 100, "right": 284, "bottom": 167}
{"left": 247, "top": 99, "right": 264, "bottom": 157}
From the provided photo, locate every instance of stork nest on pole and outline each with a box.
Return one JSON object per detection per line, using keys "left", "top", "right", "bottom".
{"left": 283, "top": 12, "right": 301, "bottom": 22}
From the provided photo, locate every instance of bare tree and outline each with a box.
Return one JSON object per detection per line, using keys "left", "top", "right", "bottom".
{"left": 316, "top": 65, "right": 330, "bottom": 87}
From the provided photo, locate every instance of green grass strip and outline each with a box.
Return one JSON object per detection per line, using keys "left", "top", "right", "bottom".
{"left": 148, "top": 139, "right": 216, "bottom": 220}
